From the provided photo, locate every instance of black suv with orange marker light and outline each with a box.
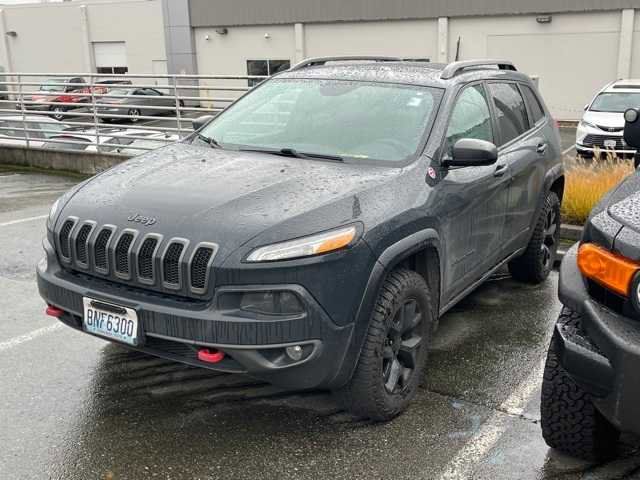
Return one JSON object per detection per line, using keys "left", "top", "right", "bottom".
{"left": 37, "top": 57, "right": 563, "bottom": 421}
{"left": 541, "top": 107, "right": 640, "bottom": 460}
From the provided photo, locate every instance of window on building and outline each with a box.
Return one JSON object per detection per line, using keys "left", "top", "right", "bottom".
{"left": 96, "top": 66, "right": 129, "bottom": 75}
{"left": 247, "top": 60, "right": 291, "bottom": 87}
{"left": 521, "top": 85, "right": 546, "bottom": 125}
{"left": 487, "top": 82, "right": 530, "bottom": 146}
{"left": 444, "top": 84, "right": 493, "bottom": 156}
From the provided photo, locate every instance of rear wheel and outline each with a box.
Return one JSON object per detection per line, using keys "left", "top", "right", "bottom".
{"left": 509, "top": 190, "right": 561, "bottom": 283}
{"left": 335, "top": 269, "right": 433, "bottom": 421}
{"left": 541, "top": 309, "right": 620, "bottom": 460}
{"left": 128, "top": 108, "right": 141, "bottom": 123}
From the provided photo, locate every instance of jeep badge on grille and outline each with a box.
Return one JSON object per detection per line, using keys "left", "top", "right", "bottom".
{"left": 127, "top": 214, "right": 157, "bottom": 226}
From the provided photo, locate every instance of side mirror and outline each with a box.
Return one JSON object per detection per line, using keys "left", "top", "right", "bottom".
{"left": 191, "top": 115, "right": 214, "bottom": 132}
{"left": 444, "top": 138, "right": 498, "bottom": 167}
{"left": 623, "top": 108, "right": 640, "bottom": 148}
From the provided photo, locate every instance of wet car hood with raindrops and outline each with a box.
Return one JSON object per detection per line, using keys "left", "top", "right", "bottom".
{"left": 54, "top": 143, "right": 415, "bottom": 263}
{"left": 583, "top": 168, "right": 640, "bottom": 261}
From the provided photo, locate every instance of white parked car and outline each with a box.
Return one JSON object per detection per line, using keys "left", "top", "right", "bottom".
{"left": 42, "top": 127, "right": 167, "bottom": 153}
{"left": 0, "top": 114, "right": 70, "bottom": 147}
{"left": 576, "top": 79, "right": 640, "bottom": 157}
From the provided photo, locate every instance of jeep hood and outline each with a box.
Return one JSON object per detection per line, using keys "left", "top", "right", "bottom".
{"left": 58, "top": 143, "right": 401, "bottom": 259}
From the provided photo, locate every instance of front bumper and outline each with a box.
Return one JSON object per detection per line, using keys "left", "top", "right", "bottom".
{"left": 557, "top": 243, "right": 640, "bottom": 433}
{"left": 37, "top": 238, "right": 355, "bottom": 390}
{"left": 576, "top": 144, "right": 636, "bottom": 156}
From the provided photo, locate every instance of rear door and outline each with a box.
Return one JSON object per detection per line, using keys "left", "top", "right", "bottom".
{"left": 487, "top": 82, "right": 547, "bottom": 252}
{"left": 438, "top": 82, "right": 511, "bottom": 301}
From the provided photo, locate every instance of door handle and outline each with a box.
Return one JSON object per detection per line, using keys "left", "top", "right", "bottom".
{"left": 537, "top": 143, "right": 548, "bottom": 154}
{"left": 494, "top": 164, "right": 508, "bottom": 177}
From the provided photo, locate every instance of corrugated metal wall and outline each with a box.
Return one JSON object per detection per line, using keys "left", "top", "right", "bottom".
{"left": 189, "top": 0, "right": 640, "bottom": 27}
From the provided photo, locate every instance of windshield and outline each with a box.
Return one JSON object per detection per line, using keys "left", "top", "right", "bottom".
{"left": 590, "top": 92, "right": 640, "bottom": 113}
{"left": 199, "top": 79, "right": 442, "bottom": 163}
{"left": 39, "top": 79, "right": 65, "bottom": 92}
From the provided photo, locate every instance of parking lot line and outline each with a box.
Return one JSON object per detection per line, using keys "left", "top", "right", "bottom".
{"left": 0, "top": 324, "right": 62, "bottom": 353}
{"left": 0, "top": 214, "right": 48, "bottom": 228}
{"left": 436, "top": 359, "right": 545, "bottom": 479}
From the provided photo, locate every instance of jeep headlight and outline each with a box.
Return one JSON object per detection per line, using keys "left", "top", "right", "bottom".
{"left": 246, "top": 225, "right": 357, "bottom": 262}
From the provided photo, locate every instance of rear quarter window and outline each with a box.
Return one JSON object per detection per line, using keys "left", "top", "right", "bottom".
{"left": 521, "top": 85, "right": 545, "bottom": 124}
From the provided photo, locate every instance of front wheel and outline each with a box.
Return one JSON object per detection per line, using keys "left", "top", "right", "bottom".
{"left": 334, "top": 269, "right": 433, "bottom": 421}
{"left": 49, "top": 105, "right": 66, "bottom": 121}
{"left": 509, "top": 190, "right": 561, "bottom": 284}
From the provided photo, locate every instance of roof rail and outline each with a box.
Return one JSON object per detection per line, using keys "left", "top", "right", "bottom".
{"left": 289, "top": 56, "right": 402, "bottom": 71}
{"left": 440, "top": 59, "right": 517, "bottom": 80}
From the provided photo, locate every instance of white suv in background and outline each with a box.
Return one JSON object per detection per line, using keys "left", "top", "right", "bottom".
{"left": 576, "top": 79, "right": 640, "bottom": 157}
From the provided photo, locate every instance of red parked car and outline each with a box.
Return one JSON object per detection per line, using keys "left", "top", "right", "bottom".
{"left": 20, "top": 77, "right": 91, "bottom": 120}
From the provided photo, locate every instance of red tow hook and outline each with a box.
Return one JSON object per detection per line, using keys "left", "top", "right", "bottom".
{"left": 45, "top": 305, "right": 64, "bottom": 318}
{"left": 197, "top": 348, "right": 225, "bottom": 364}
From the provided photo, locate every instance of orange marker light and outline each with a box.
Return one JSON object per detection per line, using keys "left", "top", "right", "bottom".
{"left": 316, "top": 229, "right": 356, "bottom": 254}
{"left": 577, "top": 243, "right": 640, "bottom": 296}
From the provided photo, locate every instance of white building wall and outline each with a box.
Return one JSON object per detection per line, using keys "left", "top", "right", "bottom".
{"left": 0, "top": 0, "right": 166, "bottom": 76}
{"left": 448, "top": 11, "right": 624, "bottom": 120}
{"left": 304, "top": 20, "right": 439, "bottom": 59}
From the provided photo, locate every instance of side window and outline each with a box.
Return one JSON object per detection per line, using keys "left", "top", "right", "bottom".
{"left": 445, "top": 84, "right": 493, "bottom": 155}
{"left": 487, "top": 83, "right": 530, "bottom": 145}
{"left": 521, "top": 85, "right": 545, "bottom": 125}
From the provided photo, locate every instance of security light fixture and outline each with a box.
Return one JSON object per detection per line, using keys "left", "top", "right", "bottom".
{"left": 215, "top": 28, "right": 228, "bottom": 35}
{"left": 536, "top": 15, "right": 552, "bottom": 24}
{"left": 5, "top": 31, "right": 17, "bottom": 37}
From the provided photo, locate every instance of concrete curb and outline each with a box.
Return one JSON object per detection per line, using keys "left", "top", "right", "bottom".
{"left": 0, "top": 144, "right": 130, "bottom": 175}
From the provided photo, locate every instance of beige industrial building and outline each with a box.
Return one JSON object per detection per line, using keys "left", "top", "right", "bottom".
{"left": 1, "top": 0, "right": 640, "bottom": 120}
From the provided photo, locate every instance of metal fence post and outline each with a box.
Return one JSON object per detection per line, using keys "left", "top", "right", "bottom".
{"left": 173, "top": 75, "right": 182, "bottom": 137}
{"left": 90, "top": 74, "right": 100, "bottom": 152}
{"left": 17, "top": 74, "right": 29, "bottom": 149}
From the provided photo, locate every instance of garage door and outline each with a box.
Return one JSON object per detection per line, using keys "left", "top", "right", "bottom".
{"left": 93, "top": 42, "right": 128, "bottom": 74}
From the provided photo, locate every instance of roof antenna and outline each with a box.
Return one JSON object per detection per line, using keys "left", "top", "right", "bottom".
{"left": 455, "top": 36, "right": 462, "bottom": 61}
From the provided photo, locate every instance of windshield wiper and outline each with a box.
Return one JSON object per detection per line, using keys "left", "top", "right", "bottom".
{"left": 196, "top": 132, "right": 221, "bottom": 149}
{"left": 239, "top": 147, "right": 344, "bottom": 162}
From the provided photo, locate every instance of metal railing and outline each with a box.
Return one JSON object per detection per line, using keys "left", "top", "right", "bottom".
{"left": 0, "top": 72, "right": 267, "bottom": 155}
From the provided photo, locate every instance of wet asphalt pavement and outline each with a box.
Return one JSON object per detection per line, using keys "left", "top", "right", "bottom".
{"left": 2, "top": 169, "right": 640, "bottom": 480}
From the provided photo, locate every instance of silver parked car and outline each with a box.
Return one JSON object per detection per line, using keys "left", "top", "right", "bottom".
{"left": 97, "top": 87, "right": 182, "bottom": 123}
{"left": 576, "top": 79, "right": 640, "bottom": 157}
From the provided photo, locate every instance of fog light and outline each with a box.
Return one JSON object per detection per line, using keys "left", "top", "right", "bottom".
{"left": 285, "top": 345, "right": 304, "bottom": 361}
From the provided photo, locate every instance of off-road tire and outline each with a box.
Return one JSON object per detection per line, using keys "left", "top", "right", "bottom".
{"left": 335, "top": 268, "right": 433, "bottom": 421}
{"left": 509, "top": 190, "right": 561, "bottom": 284}
{"left": 540, "top": 309, "right": 619, "bottom": 460}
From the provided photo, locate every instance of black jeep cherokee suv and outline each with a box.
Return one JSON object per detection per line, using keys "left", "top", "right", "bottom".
{"left": 38, "top": 57, "right": 563, "bottom": 420}
{"left": 541, "top": 108, "right": 640, "bottom": 460}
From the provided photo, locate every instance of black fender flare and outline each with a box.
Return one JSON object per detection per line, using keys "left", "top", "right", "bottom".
{"left": 525, "top": 163, "right": 565, "bottom": 241}
{"left": 327, "top": 228, "right": 442, "bottom": 389}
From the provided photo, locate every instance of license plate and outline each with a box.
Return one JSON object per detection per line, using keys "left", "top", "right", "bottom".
{"left": 604, "top": 139, "right": 617, "bottom": 148}
{"left": 83, "top": 297, "right": 139, "bottom": 345}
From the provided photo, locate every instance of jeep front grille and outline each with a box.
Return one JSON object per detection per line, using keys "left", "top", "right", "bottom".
{"left": 56, "top": 218, "right": 218, "bottom": 298}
